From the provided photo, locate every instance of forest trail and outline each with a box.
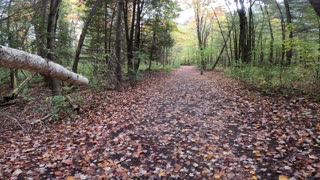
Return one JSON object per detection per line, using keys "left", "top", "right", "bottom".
{"left": 1, "top": 66, "right": 320, "bottom": 179}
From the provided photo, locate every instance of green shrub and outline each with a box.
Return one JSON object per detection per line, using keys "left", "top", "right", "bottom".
{"left": 226, "top": 63, "right": 320, "bottom": 96}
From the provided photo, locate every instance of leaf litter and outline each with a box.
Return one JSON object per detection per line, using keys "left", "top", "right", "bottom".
{"left": 0, "top": 66, "right": 319, "bottom": 179}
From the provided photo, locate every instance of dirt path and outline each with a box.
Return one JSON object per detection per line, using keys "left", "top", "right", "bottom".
{"left": 1, "top": 66, "right": 319, "bottom": 179}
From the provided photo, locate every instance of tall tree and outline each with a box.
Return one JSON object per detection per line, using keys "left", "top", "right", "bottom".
{"left": 33, "top": 0, "right": 48, "bottom": 58}
{"left": 192, "top": 0, "right": 210, "bottom": 74}
{"left": 265, "top": 3, "right": 274, "bottom": 64}
{"left": 47, "top": 0, "right": 62, "bottom": 95}
{"left": 72, "top": 0, "right": 102, "bottom": 73}
{"left": 114, "top": 0, "right": 124, "bottom": 83}
{"left": 133, "top": 0, "right": 144, "bottom": 72}
{"left": 247, "top": 0, "right": 255, "bottom": 62}
{"left": 6, "top": 0, "right": 17, "bottom": 90}
{"left": 123, "top": 0, "right": 136, "bottom": 79}
{"left": 235, "top": 0, "right": 248, "bottom": 63}
{"left": 284, "top": 0, "right": 293, "bottom": 65}
{"left": 275, "top": 0, "right": 285, "bottom": 65}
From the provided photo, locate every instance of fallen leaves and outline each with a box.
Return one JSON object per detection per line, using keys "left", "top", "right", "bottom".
{"left": 63, "top": 159, "right": 73, "bottom": 165}
{"left": 0, "top": 66, "right": 319, "bottom": 179}
{"left": 279, "top": 175, "right": 289, "bottom": 180}
{"left": 54, "top": 171, "right": 63, "bottom": 176}
{"left": 158, "top": 172, "right": 166, "bottom": 177}
{"left": 12, "top": 169, "right": 22, "bottom": 176}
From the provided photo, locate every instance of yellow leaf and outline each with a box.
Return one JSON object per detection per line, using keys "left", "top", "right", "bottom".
{"left": 252, "top": 176, "right": 258, "bottom": 180}
{"left": 214, "top": 173, "right": 222, "bottom": 179}
{"left": 66, "top": 176, "right": 75, "bottom": 180}
{"left": 250, "top": 170, "right": 255, "bottom": 174}
{"left": 204, "top": 154, "right": 214, "bottom": 159}
{"left": 279, "top": 175, "right": 289, "bottom": 180}
{"left": 158, "top": 172, "right": 166, "bottom": 177}
{"left": 253, "top": 150, "right": 261, "bottom": 156}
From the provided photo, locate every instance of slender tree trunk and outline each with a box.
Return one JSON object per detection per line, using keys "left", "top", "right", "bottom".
{"left": 124, "top": 0, "right": 136, "bottom": 78}
{"left": 6, "top": 0, "right": 17, "bottom": 90}
{"left": 275, "top": 0, "right": 285, "bottom": 65}
{"left": 265, "top": 4, "right": 274, "bottom": 64}
{"left": 32, "top": 0, "right": 48, "bottom": 58}
{"left": 115, "top": 0, "right": 124, "bottom": 83}
{"left": 40, "top": 0, "right": 48, "bottom": 57}
{"left": 258, "top": 3, "right": 266, "bottom": 64}
{"left": 193, "top": 3, "right": 206, "bottom": 74}
{"left": 104, "top": 1, "right": 109, "bottom": 66}
{"left": 47, "top": 0, "right": 62, "bottom": 95}
{"left": 247, "top": 0, "right": 253, "bottom": 62}
{"left": 72, "top": 0, "right": 101, "bottom": 73}
{"left": 225, "top": 0, "right": 237, "bottom": 62}
{"left": 234, "top": 24, "right": 238, "bottom": 60}
{"left": 211, "top": 31, "right": 232, "bottom": 70}
{"left": 317, "top": 19, "right": 320, "bottom": 79}
{"left": 109, "top": 4, "right": 117, "bottom": 52}
{"left": 134, "top": 0, "right": 143, "bottom": 72}
{"left": 149, "top": 29, "right": 156, "bottom": 71}
{"left": 0, "top": 13, "right": 3, "bottom": 44}
{"left": 284, "top": 0, "right": 293, "bottom": 65}
{"left": 213, "top": 9, "right": 230, "bottom": 63}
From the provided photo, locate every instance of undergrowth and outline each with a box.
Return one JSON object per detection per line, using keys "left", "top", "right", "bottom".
{"left": 224, "top": 63, "right": 320, "bottom": 99}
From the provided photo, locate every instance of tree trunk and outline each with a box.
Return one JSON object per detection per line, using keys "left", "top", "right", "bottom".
{"left": 0, "top": 45, "right": 89, "bottom": 85}
{"left": 134, "top": 0, "right": 144, "bottom": 72}
{"left": 213, "top": 9, "right": 230, "bottom": 64}
{"left": 149, "top": 29, "right": 156, "bottom": 71}
{"left": 73, "top": 0, "right": 102, "bottom": 73}
{"left": 33, "top": 0, "right": 48, "bottom": 58}
{"left": 104, "top": 1, "right": 109, "bottom": 66}
{"left": 211, "top": 33, "right": 232, "bottom": 70}
{"left": 234, "top": 24, "right": 238, "bottom": 60}
{"left": 47, "top": 0, "right": 62, "bottom": 95}
{"left": 258, "top": 3, "right": 266, "bottom": 64}
{"left": 236, "top": 0, "right": 248, "bottom": 63}
{"left": 124, "top": 0, "right": 136, "bottom": 79}
{"left": 247, "top": 0, "right": 253, "bottom": 62}
{"left": 115, "top": 0, "right": 124, "bottom": 83}
{"left": 275, "top": 0, "right": 285, "bottom": 65}
{"left": 265, "top": 4, "right": 274, "bottom": 64}
{"left": 109, "top": 3, "right": 117, "bottom": 53}
{"left": 317, "top": 19, "right": 320, "bottom": 79}
{"left": 309, "top": 0, "right": 320, "bottom": 16}
{"left": 6, "top": 0, "right": 17, "bottom": 90}
{"left": 284, "top": 0, "right": 293, "bottom": 65}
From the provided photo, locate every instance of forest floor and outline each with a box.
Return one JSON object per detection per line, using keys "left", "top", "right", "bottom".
{"left": 1, "top": 66, "right": 320, "bottom": 179}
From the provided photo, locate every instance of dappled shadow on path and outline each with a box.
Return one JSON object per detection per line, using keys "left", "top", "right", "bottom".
{"left": 1, "top": 66, "right": 319, "bottom": 179}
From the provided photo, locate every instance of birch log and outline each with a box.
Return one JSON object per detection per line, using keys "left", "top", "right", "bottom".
{"left": 0, "top": 45, "right": 89, "bottom": 85}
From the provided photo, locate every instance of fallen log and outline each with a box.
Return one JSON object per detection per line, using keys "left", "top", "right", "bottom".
{"left": 0, "top": 45, "right": 89, "bottom": 86}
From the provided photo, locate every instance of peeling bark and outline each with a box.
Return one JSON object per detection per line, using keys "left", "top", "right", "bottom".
{"left": 0, "top": 45, "right": 89, "bottom": 85}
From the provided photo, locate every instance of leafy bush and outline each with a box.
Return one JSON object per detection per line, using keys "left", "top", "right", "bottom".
{"left": 50, "top": 95, "right": 72, "bottom": 120}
